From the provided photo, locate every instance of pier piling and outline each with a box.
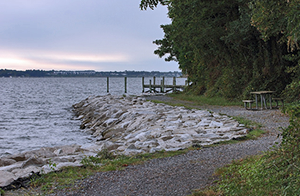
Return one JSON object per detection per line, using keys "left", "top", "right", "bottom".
{"left": 107, "top": 77, "right": 109, "bottom": 93}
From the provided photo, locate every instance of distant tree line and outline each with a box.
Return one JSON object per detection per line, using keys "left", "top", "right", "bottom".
{"left": 0, "top": 69, "right": 52, "bottom": 77}
{"left": 140, "top": 0, "right": 300, "bottom": 101}
{"left": 0, "top": 69, "right": 182, "bottom": 78}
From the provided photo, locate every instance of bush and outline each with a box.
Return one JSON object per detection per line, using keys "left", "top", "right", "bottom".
{"left": 282, "top": 81, "right": 300, "bottom": 102}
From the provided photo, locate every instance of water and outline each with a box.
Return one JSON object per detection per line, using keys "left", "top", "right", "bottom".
{"left": 0, "top": 77, "right": 186, "bottom": 157}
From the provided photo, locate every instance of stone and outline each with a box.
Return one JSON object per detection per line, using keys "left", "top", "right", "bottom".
{"left": 12, "top": 165, "right": 41, "bottom": 179}
{"left": 51, "top": 156, "right": 75, "bottom": 163}
{"left": 0, "top": 158, "right": 16, "bottom": 167}
{"left": 21, "top": 157, "right": 46, "bottom": 168}
{"left": 209, "top": 121, "right": 224, "bottom": 128}
{"left": 24, "top": 149, "right": 56, "bottom": 159}
{"left": 0, "top": 162, "right": 23, "bottom": 172}
{"left": 0, "top": 171, "right": 15, "bottom": 187}
{"left": 59, "top": 145, "right": 82, "bottom": 155}
{"left": 6, "top": 154, "right": 26, "bottom": 162}
{"left": 149, "top": 147, "right": 163, "bottom": 153}
{"left": 55, "top": 162, "right": 83, "bottom": 170}
{"left": 54, "top": 149, "right": 63, "bottom": 155}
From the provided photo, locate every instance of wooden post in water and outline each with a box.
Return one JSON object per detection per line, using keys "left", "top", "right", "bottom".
{"left": 149, "top": 79, "right": 152, "bottom": 93}
{"left": 107, "top": 77, "right": 109, "bottom": 93}
{"left": 153, "top": 76, "right": 156, "bottom": 93}
{"left": 162, "top": 77, "right": 165, "bottom": 93}
{"left": 142, "top": 77, "right": 145, "bottom": 93}
{"left": 124, "top": 77, "right": 127, "bottom": 93}
{"left": 173, "top": 77, "right": 176, "bottom": 92}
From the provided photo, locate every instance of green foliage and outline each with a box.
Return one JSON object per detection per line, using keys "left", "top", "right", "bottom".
{"left": 147, "top": 0, "right": 296, "bottom": 100}
{"left": 139, "top": 0, "right": 169, "bottom": 10}
{"left": 282, "top": 58, "right": 300, "bottom": 102}
{"left": 0, "top": 188, "right": 4, "bottom": 195}
{"left": 251, "top": 0, "right": 300, "bottom": 51}
{"left": 141, "top": 0, "right": 300, "bottom": 101}
{"left": 48, "top": 159, "right": 57, "bottom": 171}
{"left": 282, "top": 80, "right": 300, "bottom": 102}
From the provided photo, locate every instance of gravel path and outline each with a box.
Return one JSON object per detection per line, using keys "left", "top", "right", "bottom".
{"left": 8, "top": 95, "right": 290, "bottom": 196}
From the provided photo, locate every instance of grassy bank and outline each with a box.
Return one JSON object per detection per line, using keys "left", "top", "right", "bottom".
{"left": 167, "top": 93, "right": 242, "bottom": 106}
{"left": 193, "top": 102, "right": 300, "bottom": 196}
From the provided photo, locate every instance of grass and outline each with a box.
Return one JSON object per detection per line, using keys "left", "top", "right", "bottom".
{"left": 168, "top": 93, "right": 242, "bottom": 106}
{"left": 192, "top": 150, "right": 300, "bottom": 196}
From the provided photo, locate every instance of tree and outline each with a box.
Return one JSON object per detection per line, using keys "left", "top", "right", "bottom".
{"left": 139, "top": 0, "right": 170, "bottom": 10}
{"left": 251, "top": 0, "right": 300, "bottom": 51}
{"left": 250, "top": 0, "right": 300, "bottom": 101}
{"left": 141, "top": 0, "right": 299, "bottom": 99}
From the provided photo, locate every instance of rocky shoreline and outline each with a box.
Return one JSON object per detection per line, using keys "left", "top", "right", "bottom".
{"left": 73, "top": 95, "right": 248, "bottom": 154}
{"left": 0, "top": 94, "right": 248, "bottom": 189}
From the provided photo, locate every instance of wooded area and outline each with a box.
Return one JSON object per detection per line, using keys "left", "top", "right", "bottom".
{"left": 141, "top": 0, "right": 300, "bottom": 102}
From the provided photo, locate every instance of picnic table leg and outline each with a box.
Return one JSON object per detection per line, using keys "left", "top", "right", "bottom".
{"left": 263, "top": 95, "right": 267, "bottom": 109}
{"left": 255, "top": 94, "right": 258, "bottom": 109}
{"left": 260, "top": 94, "right": 263, "bottom": 109}
{"left": 269, "top": 95, "right": 272, "bottom": 109}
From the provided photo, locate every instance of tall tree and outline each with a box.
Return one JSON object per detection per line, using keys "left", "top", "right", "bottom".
{"left": 251, "top": 0, "right": 300, "bottom": 101}
{"left": 142, "top": 0, "right": 298, "bottom": 99}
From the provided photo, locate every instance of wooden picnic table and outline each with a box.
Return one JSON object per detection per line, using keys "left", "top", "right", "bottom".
{"left": 250, "top": 91, "right": 275, "bottom": 110}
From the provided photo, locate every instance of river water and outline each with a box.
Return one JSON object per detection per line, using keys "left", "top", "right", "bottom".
{"left": 0, "top": 77, "right": 186, "bottom": 157}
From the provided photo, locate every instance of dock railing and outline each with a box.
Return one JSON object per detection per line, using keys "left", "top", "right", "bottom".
{"left": 142, "top": 76, "right": 187, "bottom": 93}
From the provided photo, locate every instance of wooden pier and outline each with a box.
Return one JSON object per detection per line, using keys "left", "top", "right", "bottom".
{"left": 142, "top": 77, "right": 187, "bottom": 93}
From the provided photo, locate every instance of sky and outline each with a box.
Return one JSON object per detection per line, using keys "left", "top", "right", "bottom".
{"left": 0, "top": 0, "right": 179, "bottom": 72}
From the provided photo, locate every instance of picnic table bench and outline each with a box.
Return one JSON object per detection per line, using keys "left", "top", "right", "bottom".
{"left": 242, "top": 100, "right": 255, "bottom": 110}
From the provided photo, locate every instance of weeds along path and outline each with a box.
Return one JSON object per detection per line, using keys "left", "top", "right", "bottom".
{"left": 49, "top": 96, "right": 289, "bottom": 196}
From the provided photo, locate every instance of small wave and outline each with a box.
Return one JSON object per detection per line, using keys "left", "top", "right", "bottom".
{"left": 15, "top": 136, "right": 31, "bottom": 140}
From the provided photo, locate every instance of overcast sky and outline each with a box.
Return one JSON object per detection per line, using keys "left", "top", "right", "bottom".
{"left": 0, "top": 0, "right": 179, "bottom": 71}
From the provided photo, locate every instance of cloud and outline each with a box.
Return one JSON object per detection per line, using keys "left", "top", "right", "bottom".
{"left": 0, "top": 49, "right": 132, "bottom": 70}
{"left": 0, "top": 0, "right": 179, "bottom": 71}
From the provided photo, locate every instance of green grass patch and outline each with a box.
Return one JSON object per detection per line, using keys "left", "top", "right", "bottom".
{"left": 168, "top": 93, "right": 241, "bottom": 106}
{"left": 231, "top": 116, "right": 265, "bottom": 140}
{"left": 193, "top": 151, "right": 300, "bottom": 196}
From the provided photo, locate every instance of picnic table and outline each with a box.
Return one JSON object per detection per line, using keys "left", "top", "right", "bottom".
{"left": 250, "top": 91, "right": 275, "bottom": 110}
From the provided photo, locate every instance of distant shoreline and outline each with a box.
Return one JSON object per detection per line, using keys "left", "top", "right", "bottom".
{"left": 0, "top": 69, "right": 183, "bottom": 78}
